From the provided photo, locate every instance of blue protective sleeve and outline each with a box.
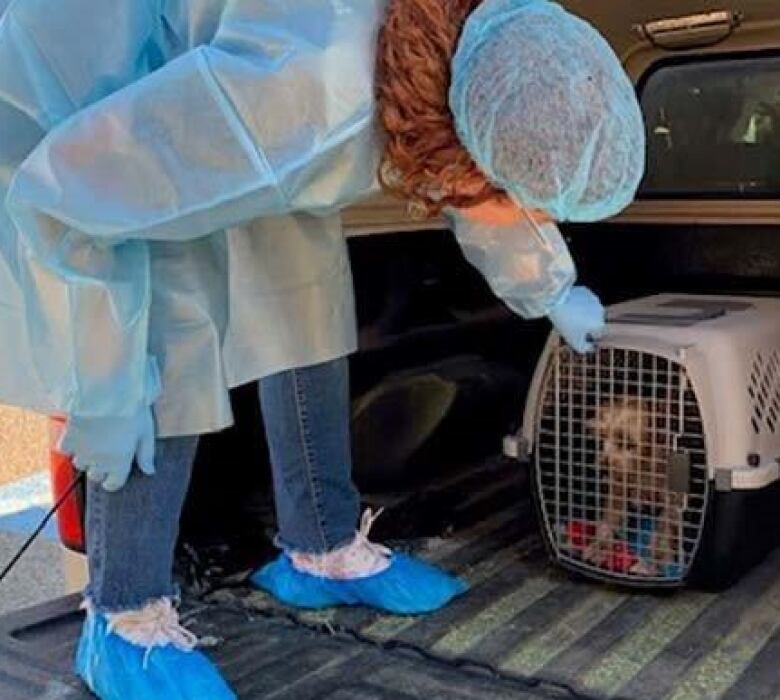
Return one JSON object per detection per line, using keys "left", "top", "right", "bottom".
{"left": 7, "top": 0, "right": 382, "bottom": 244}
{"left": 450, "top": 212, "right": 576, "bottom": 319}
{"left": 0, "top": 0, "right": 162, "bottom": 417}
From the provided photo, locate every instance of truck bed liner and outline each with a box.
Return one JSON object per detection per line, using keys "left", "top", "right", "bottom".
{"left": 3, "top": 459, "right": 780, "bottom": 699}
{"left": 215, "top": 459, "right": 780, "bottom": 700}
{"left": 0, "top": 594, "right": 549, "bottom": 700}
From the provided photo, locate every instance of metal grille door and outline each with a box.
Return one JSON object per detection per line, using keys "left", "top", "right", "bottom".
{"left": 535, "top": 346, "right": 709, "bottom": 585}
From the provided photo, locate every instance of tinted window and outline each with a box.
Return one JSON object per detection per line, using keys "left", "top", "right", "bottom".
{"left": 640, "top": 55, "right": 780, "bottom": 198}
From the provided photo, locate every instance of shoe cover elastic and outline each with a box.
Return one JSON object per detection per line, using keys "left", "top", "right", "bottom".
{"left": 250, "top": 553, "right": 468, "bottom": 615}
{"left": 75, "top": 612, "right": 236, "bottom": 700}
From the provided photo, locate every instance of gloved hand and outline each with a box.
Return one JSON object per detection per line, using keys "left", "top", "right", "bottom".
{"left": 59, "top": 405, "right": 156, "bottom": 492}
{"left": 547, "top": 286, "right": 606, "bottom": 353}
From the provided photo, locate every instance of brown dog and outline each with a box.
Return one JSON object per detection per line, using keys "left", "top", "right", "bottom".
{"left": 583, "top": 397, "right": 685, "bottom": 575}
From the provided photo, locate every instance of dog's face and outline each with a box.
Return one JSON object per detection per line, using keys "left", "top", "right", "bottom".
{"left": 589, "top": 398, "right": 668, "bottom": 503}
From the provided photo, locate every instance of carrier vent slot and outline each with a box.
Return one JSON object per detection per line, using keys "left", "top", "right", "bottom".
{"left": 749, "top": 351, "right": 780, "bottom": 435}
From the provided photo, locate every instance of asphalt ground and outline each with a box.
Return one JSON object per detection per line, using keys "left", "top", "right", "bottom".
{"left": 0, "top": 407, "right": 81, "bottom": 614}
{"left": 0, "top": 406, "right": 48, "bottom": 486}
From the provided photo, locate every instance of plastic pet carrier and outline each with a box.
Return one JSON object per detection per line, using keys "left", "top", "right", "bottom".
{"left": 513, "top": 295, "right": 780, "bottom": 589}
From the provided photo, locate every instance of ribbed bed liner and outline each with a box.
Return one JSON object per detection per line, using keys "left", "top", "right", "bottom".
{"left": 4, "top": 458, "right": 780, "bottom": 698}
{"left": 227, "top": 458, "right": 780, "bottom": 700}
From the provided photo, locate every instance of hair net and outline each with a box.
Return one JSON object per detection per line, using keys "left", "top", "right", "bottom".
{"left": 449, "top": 0, "right": 646, "bottom": 222}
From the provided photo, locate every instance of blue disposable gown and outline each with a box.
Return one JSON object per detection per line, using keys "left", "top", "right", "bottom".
{"left": 0, "top": 0, "right": 382, "bottom": 436}
{"left": 0, "top": 0, "right": 576, "bottom": 437}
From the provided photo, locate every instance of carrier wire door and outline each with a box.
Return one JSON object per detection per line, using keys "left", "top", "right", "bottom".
{"left": 534, "top": 345, "right": 709, "bottom": 586}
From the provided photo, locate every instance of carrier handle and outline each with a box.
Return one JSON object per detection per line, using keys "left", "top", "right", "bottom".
{"left": 608, "top": 309, "right": 726, "bottom": 326}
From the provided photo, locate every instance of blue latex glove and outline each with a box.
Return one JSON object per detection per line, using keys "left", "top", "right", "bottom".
{"left": 547, "top": 287, "right": 606, "bottom": 353}
{"left": 60, "top": 406, "right": 156, "bottom": 492}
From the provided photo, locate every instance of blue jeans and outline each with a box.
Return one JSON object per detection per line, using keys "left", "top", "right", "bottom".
{"left": 86, "top": 358, "right": 360, "bottom": 611}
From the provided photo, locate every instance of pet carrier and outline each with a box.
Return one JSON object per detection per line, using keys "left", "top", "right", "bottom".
{"left": 512, "top": 294, "right": 780, "bottom": 589}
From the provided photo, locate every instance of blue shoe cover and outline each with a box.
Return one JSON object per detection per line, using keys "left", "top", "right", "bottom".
{"left": 75, "top": 612, "right": 236, "bottom": 700}
{"left": 250, "top": 553, "right": 468, "bottom": 615}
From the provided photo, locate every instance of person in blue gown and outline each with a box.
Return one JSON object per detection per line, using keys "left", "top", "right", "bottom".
{"left": 0, "top": 0, "right": 644, "bottom": 697}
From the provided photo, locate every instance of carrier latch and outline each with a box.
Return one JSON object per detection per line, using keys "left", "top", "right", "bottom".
{"left": 669, "top": 452, "right": 692, "bottom": 494}
{"left": 503, "top": 434, "right": 529, "bottom": 461}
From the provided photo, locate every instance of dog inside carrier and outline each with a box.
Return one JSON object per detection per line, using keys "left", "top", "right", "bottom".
{"left": 515, "top": 295, "right": 780, "bottom": 589}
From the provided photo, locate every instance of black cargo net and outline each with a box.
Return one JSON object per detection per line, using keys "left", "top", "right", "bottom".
{"left": 535, "top": 346, "right": 709, "bottom": 585}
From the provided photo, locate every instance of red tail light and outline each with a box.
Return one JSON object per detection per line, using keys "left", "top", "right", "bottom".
{"left": 49, "top": 417, "right": 86, "bottom": 553}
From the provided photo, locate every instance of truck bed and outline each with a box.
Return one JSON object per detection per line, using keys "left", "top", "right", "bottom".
{"left": 0, "top": 595, "right": 549, "bottom": 700}
{"left": 3, "top": 459, "right": 780, "bottom": 699}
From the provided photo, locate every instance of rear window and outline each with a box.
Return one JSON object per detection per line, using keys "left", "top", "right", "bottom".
{"left": 639, "top": 54, "right": 780, "bottom": 198}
